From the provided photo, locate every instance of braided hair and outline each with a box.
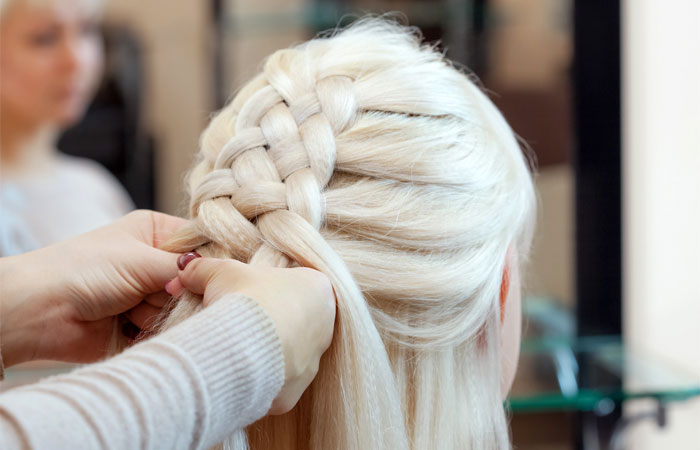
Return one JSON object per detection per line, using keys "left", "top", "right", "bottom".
{"left": 113, "top": 18, "right": 536, "bottom": 450}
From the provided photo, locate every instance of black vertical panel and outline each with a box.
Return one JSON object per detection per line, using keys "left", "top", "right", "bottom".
{"left": 573, "top": 0, "right": 622, "bottom": 337}
{"left": 573, "top": 1, "right": 622, "bottom": 447}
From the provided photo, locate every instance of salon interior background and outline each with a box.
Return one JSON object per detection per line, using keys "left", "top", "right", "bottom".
{"left": 54, "top": 0, "right": 699, "bottom": 449}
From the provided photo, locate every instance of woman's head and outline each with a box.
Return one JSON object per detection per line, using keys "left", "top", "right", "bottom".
{"left": 147, "top": 18, "right": 536, "bottom": 450}
{"left": 0, "top": 0, "right": 104, "bottom": 128}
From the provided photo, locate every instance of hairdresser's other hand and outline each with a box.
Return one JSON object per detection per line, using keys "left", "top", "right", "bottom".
{"left": 0, "top": 210, "right": 188, "bottom": 367}
{"left": 167, "top": 256, "right": 336, "bottom": 415}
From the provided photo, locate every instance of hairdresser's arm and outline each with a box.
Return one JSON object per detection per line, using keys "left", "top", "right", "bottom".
{"left": 0, "top": 293, "right": 286, "bottom": 449}
{"left": 0, "top": 210, "right": 188, "bottom": 367}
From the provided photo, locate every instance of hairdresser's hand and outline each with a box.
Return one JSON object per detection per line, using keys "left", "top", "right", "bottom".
{"left": 165, "top": 256, "right": 336, "bottom": 415}
{"left": 0, "top": 210, "right": 188, "bottom": 367}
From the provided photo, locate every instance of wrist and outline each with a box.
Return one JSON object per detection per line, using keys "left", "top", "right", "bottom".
{"left": 0, "top": 252, "right": 55, "bottom": 366}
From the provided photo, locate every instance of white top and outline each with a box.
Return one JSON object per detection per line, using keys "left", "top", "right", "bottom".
{"left": 0, "top": 153, "right": 134, "bottom": 256}
{"left": 0, "top": 294, "right": 285, "bottom": 449}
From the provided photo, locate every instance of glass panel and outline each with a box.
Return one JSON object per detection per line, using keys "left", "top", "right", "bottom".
{"left": 509, "top": 298, "right": 700, "bottom": 412}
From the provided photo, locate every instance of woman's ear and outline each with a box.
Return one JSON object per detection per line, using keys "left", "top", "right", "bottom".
{"left": 500, "top": 244, "right": 522, "bottom": 399}
{"left": 499, "top": 259, "right": 511, "bottom": 323}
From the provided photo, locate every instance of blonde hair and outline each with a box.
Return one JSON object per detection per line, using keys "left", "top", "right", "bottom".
{"left": 114, "top": 18, "right": 536, "bottom": 450}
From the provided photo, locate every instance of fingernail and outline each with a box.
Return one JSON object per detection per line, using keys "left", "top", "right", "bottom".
{"left": 122, "top": 321, "right": 140, "bottom": 340}
{"left": 164, "top": 277, "right": 184, "bottom": 298}
{"left": 177, "top": 252, "right": 201, "bottom": 270}
{"left": 164, "top": 279, "right": 175, "bottom": 296}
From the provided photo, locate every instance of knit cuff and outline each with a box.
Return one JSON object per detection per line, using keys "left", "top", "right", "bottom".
{"left": 158, "top": 294, "right": 284, "bottom": 444}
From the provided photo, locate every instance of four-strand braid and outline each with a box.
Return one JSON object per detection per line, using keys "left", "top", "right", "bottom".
{"left": 186, "top": 50, "right": 357, "bottom": 268}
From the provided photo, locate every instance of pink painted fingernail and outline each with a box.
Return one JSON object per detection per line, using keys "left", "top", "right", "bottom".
{"left": 164, "top": 277, "right": 184, "bottom": 298}
{"left": 164, "top": 279, "right": 176, "bottom": 296}
{"left": 177, "top": 252, "right": 201, "bottom": 270}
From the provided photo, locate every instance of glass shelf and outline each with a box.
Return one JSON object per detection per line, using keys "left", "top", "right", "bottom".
{"left": 507, "top": 299, "right": 700, "bottom": 413}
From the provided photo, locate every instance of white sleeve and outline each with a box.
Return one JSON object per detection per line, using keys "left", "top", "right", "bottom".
{"left": 0, "top": 294, "right": 284, "bottom": 450}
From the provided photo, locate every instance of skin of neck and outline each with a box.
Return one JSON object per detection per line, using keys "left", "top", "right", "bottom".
{"left": 0, "top": 107, "right": 59, "bottom": 175}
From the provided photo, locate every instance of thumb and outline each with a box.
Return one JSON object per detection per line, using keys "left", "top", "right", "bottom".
{"left": 176, "top": 254, "right": 222, "bottom": 296}
{"left": 140, "top": 247, "right": 180, "bottom": 293}
{"left": 128, "top": 246, "right": 181, "bottom": 294}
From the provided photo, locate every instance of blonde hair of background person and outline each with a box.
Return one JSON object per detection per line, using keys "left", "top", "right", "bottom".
{"left": 0, "top": 0, "right": 133, "bottom": 256}
{"left": 113, "top": 18, "right": 537, "bottom": 450}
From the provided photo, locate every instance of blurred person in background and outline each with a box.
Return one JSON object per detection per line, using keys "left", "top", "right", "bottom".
{"left": 0, "top": 0, "right": 133, "bottom": 256}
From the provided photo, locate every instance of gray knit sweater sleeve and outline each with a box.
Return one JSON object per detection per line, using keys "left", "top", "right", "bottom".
{"left": 0, "top": 294, "right": 285, "bottom": 450}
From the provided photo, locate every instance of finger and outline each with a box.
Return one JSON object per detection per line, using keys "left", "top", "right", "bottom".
{"left": 150, "top": 211, "right": 190, "bottom": 248}
{"left": 125, "top": 301, "right": 164, "bottom": 330}
{"left": 164, "top": 277, "right": 185, "bottom": 298}
{"left": 139, "top": 238, "right": 204, "bottom": 294}
{"left": 119, "top": 210, "right": 187, "bottom": 247}
{"left": 177, "top": 256, "right": 236, "bottom": 296}
{"left": 144, "top": 291, "right": 172, "bottom": 308}
{"left": 135, "top": 247, "right": 184, "bottom": 293}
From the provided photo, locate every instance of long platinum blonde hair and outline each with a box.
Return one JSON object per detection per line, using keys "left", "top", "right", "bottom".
{"left": 113, "top": 18, "right": 536, "bottom": 450}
